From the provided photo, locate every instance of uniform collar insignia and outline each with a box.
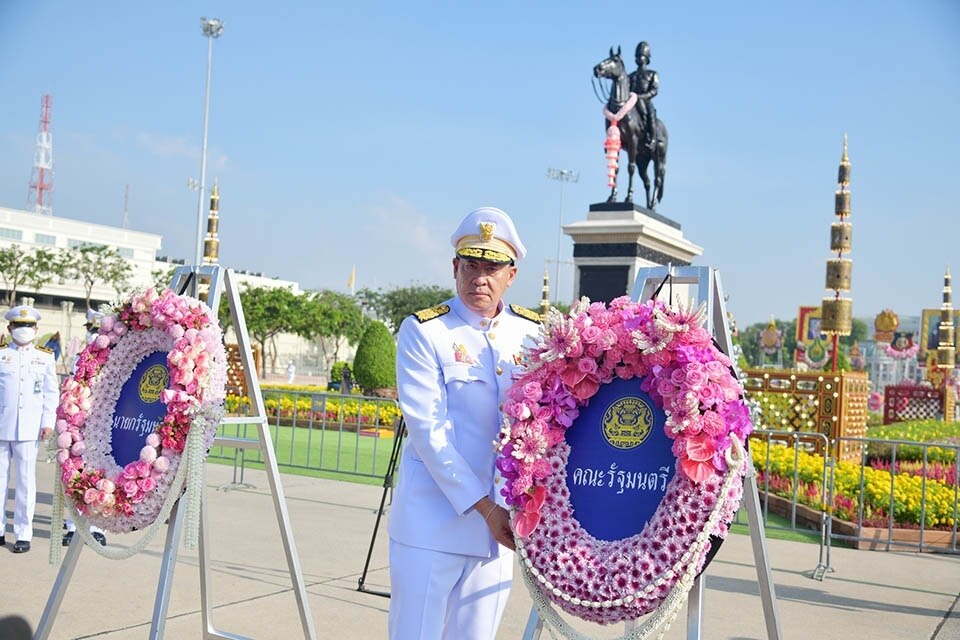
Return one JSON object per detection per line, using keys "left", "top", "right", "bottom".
{"left": 413, "top": 304, "right": 451, "bottom": 323}
{"left": 509, "top": 304, "right": 542, "bottom": 324}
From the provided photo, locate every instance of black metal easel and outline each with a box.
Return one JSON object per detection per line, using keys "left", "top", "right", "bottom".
{"left": 356, "top": 419, "right": 406, "bottom": 598}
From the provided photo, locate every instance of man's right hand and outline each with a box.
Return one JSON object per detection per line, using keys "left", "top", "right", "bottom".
{"left": 474, "top": 497, "right": 516, "bottom": 551}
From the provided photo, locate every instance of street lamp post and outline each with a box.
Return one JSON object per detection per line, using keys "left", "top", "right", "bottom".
{"left": 194, "top": 17, "right": 224, "bottom": 273}
{"left": 546, "top": 168, "right": 579, "bottom": 304}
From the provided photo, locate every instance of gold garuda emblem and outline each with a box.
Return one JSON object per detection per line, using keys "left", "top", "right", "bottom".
{"left": 602, "top": 396, "right": 653, "bottom": 450}
{"left": 479, "top": 221, "right": 494, "bottom": 242}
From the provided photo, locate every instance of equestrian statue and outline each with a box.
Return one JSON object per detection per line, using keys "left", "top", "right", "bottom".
{"left": 593, "top": 41, "right": 668, "bottom": 210}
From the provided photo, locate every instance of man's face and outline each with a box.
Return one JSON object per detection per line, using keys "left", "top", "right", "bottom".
{"left": 453, "top": 257, "right": 517, "bottom": 318}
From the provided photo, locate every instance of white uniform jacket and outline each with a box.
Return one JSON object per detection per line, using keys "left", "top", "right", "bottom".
{"left": 389, "top": 296, "right": 541, "bottom": 558}
{"left": 0, "top": 343, "right": 59, "bottom": 441}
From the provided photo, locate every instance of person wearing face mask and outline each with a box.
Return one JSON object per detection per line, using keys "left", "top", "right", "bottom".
{"left": 0, "top": 305, "right": 59, "bottom": 553}
{"left": 62, "top": 309, "right": 107, "bottom": 547}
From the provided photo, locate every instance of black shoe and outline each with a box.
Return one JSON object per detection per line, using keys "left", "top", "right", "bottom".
{"left": 92, "top": 532, "right": 107, "bottom": 546}
{"left": 12, "top": 540, "right": 30, "bottom": 553}
{"left": 62, "top": 531, "right": 75, "bottom": 547}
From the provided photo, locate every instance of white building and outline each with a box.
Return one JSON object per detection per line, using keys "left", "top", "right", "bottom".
{"left": 0, "top": 205, "right": 315, "bottom": 378}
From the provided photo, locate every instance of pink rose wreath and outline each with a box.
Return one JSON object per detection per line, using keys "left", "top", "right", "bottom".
{"left": 51, "top": 288, "right": 227, "bottom": 561}
{"left": 496, "top": 297, "right": 752, "bottom": 635}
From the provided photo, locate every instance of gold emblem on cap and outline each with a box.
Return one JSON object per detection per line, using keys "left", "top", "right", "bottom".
{"left": 19, "top": 309, "right": 28, "bottom": 317}
{"left": 480, "top": 222, "right": 494, "bottom": 242}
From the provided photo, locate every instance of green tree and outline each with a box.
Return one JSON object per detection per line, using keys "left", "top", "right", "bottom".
{"left": 61, "top": 245, "right": 133, "bottom": 310}
{"left": 838, "top": 317, "right": 868, "bottom": 347}
{"left": 353, "top": 321, "right": 397, "bottom": 394}
{"left": 0, "top": 245, "right": 60, "bottom": 307}
{"left": 738, "top": 317, "right": 797, "bottom": 368}
{"left": 151, "top": 264, "right": 178, "bottom": 291}
{"left": 358, "top": 284, "right": 453, "bottom": 332}
{"left": 235, "top": 285, "right": 302, "bottom": 377}
{"left": 296, "top": 290, "right": 368, "bottom": 366}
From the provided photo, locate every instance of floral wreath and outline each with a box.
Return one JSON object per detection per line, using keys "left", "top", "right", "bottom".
{"left": 496, "top": 297, "right": 751, "bottom": 631}
{"left": 53, "top": 288, "right": 227, "bottom": 545}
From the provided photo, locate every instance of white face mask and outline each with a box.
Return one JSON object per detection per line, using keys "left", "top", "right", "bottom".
{"left": 86, "top": 332, "right": 98, "bottom": 345}
{"left": 11, "top": 327, "right": 37, "bottom": 344}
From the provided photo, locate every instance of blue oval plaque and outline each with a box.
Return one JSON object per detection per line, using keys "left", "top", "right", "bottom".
{"left": 111, "top": 350, "right": 169, "bottom": 467}
{"left": 565, "top": 377, "right": 676, "bottom": 541}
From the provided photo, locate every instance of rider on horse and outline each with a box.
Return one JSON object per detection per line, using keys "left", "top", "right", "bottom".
{"left": 629, "top": 41, "right": 659, "bottom": 153}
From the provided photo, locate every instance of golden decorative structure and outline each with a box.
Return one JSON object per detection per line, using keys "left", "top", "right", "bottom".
{"left": 539, "top": 269, "right": 550, "bottom": 319}
{"left": 936, "top": 268, "right": 955, "bottom": 369}
{"left": 743, "top": 368, "right": 868, "bottom": 462}
{"left": 821, "top": 136, "right": 853, "bottom": 371}
{"left": 935, "top": 268, "right": 957, "bottom": 420}
{"left": 873, "top": 309, "right": 899, "bottom": 344}
{"left": 203, "top": 179, "right": 221, "bottom": 265}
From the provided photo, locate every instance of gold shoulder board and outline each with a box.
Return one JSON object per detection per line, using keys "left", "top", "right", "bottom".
{"left": 413, "top": 304, "right": 451, "bottom": 323}
{"left": 36, "top": 345, "right": 53, "bottom": 354}
{"left": 509, "top": 304, "right": 542, "bottom": 323}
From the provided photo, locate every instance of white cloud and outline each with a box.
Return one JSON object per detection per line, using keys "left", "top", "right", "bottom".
{"left": 136, "top": 132, "right": 195, "bottom": 158}
{"left": 136, "top": 132, "right": 229, "bottom": 170}
{"left": 364, "top": 194, "right": 452, "bottom": 287}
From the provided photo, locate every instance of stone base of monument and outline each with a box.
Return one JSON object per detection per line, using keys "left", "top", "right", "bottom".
{"left": 563, "top": 202, "right": 703, "bottom": 303}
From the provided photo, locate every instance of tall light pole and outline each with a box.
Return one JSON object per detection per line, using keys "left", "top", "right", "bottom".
{"left": 194, "top": 16, "right": 224, "bottom": 271}
{"left": 547, "top": 168, "right": 579, "bottom": 304}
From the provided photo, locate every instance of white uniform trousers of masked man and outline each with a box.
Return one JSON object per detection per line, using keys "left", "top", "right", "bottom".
{"left": 0, "top": 439, "right": 41, "bottom": 542}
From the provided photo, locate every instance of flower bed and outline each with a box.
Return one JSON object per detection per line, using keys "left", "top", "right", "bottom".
{"left": 866, "top": 421, "right": 960, "bottom": 464}
{"left": 225, "top": 392, "right": 401, "bottom": 428}
{"left": 751, "top": 439, "right": 957, "bottom": 530}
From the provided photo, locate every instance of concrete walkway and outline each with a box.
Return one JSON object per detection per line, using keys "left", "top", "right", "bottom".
{"left": 2, "top": 459, "right": 958, "bottom": 639}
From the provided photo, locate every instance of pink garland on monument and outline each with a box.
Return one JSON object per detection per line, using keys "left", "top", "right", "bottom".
{"left": 495, "top": 297, "right": 751, "bottom": 624}
{"left": 602, "top": 93, "right": 637, "bottom": 188}
{"left": 55, "top": 288, "right": 227, "bottom": 533}
{"left": 883, "top": 342, "right": 919, "bottom": 359}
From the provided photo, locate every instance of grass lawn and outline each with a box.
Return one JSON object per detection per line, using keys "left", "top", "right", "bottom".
{"left": 730, "top": 509, "right": 826, "bottom": 545}
{"left": 208, "top": 421, "right": 397, "bottom": 486}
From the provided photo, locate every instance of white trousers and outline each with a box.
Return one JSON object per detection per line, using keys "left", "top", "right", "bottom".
{"left": 0, "top": 439, "right": 40, "bottom": 542}
{"left": 388, "top": 540, "right": 513, "bottom": 640}
{"left": 64, "top": 513, "right": 103, "bottom": 534}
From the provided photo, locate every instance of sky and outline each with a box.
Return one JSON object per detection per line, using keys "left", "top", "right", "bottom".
{"left": 0, "top": 1, "right": 958, "bottom": 329}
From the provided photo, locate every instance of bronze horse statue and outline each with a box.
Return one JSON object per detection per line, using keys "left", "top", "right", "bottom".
{"left": 593, "top": 48, "right": 668, "bottom": 209}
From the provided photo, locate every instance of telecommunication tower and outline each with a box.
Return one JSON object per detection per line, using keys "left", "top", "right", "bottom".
{"left": 28, "top": 94, "right": 54, "bottom": 216}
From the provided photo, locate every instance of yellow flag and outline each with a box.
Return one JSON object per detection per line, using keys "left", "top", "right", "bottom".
{"left": 347, "top": 264, "right": 356, "bottom": 290}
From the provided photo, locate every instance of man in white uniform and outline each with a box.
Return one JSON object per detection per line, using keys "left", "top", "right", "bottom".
{"left": 0, "top": 305, "right": 59, "bottom": 553}
{"left": 388, "top": 207, "right": 542, "bottom": 639}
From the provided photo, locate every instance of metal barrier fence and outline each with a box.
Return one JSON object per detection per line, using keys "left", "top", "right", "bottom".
{"left": 209, "top": 396, "right": 959, "bottom": 569}
{"left": 209, "top": 389, "right": 402, "bottom": 485}
{"left": 739, "top": 429, "right": 959, "bottom": 580}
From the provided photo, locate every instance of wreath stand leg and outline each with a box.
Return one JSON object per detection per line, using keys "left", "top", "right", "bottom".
{"left": 521, "top": 266, "right": 783, "bottom": 640}
{"left": 183, "top": 264, "right": 318, "bottom": 640}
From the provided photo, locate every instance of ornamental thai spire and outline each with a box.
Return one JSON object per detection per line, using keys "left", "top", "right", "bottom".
{"left": 937, "top": 267, "right": 955, "bottom": 369}
{"left": 203, "top": 179, "right": 220, "bottom": 265}
{"left": 822, "top": 136, "right": 853, "bottom": 370}
{"left": 540, "top": 269, "right": 550, "bottom": 319}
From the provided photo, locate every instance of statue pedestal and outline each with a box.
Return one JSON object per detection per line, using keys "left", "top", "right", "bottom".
{"left": 563, "top": 202, "right": 703, "bottom": 303}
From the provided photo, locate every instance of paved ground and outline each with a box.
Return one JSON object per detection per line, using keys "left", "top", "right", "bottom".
{"left": 2, "top": 458, "right": 958, "bottom": 639}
